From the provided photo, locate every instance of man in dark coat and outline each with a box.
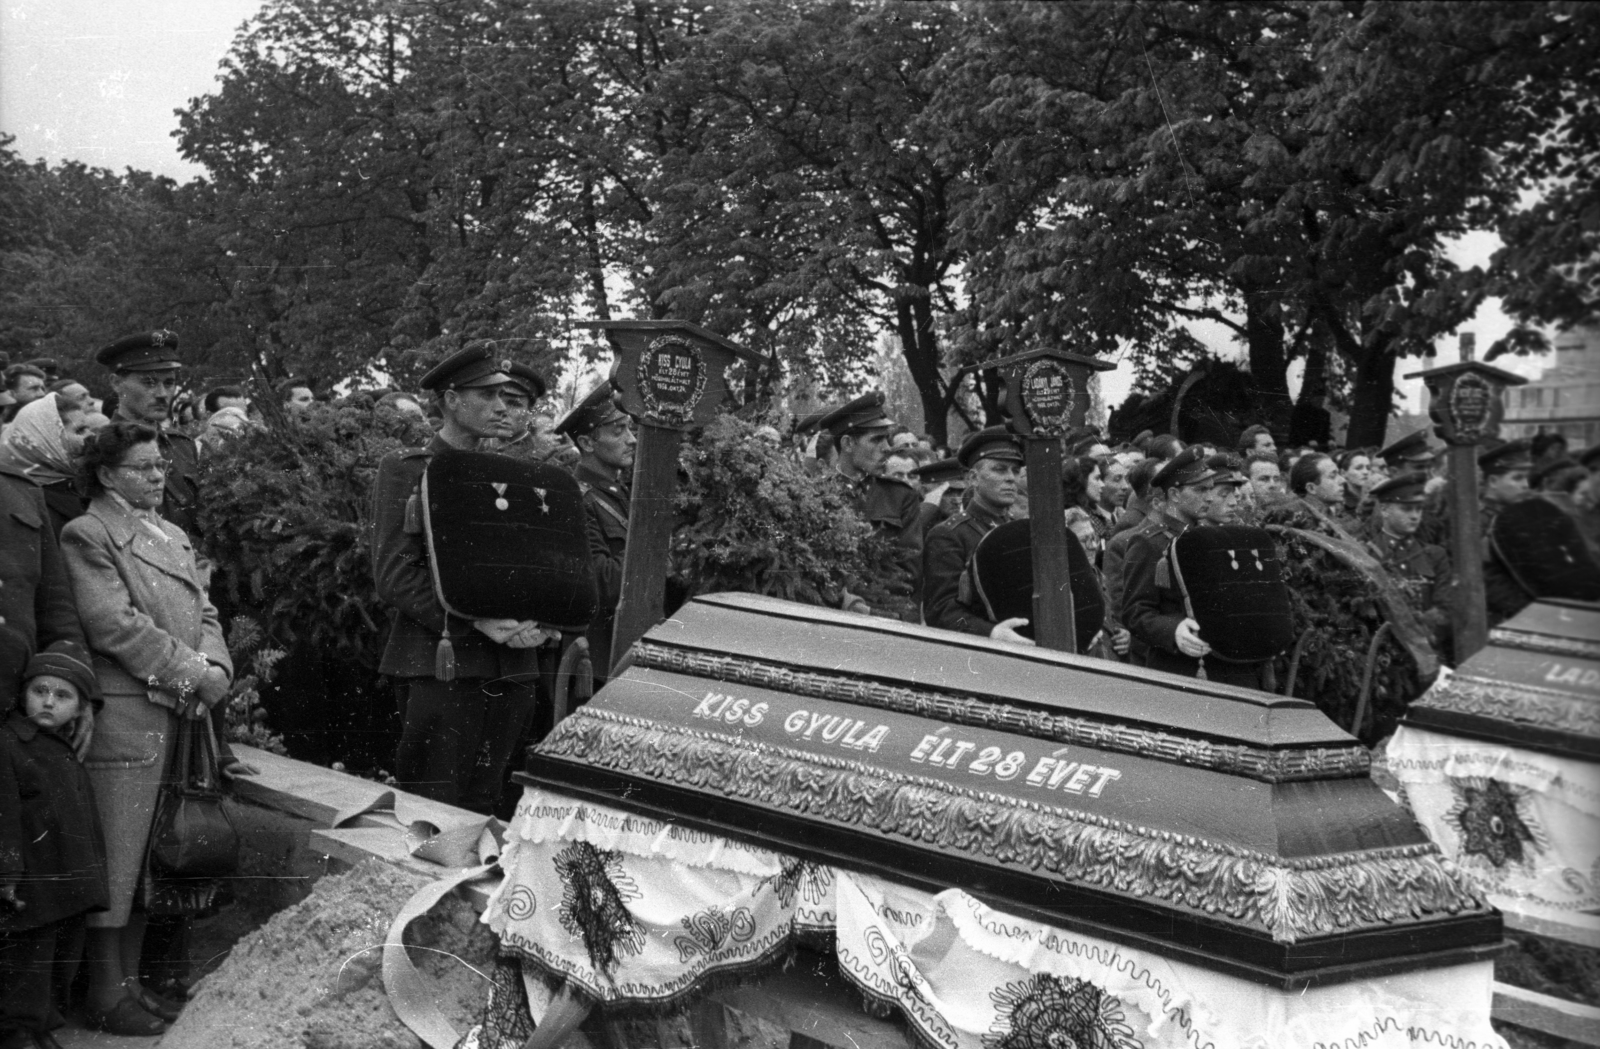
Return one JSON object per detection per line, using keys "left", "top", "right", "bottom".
{"left": 371, "top": 345, "right": 552, "bottom": 812}
{"left": 553, "top": 380, "right": 634, "bottom": 674}
{"left": 1479, "top": 440, "right": 1534, "bottom": 626}
{"left": 814, "top": 392, "right": 925, "bottom": 619}
{"left": 0, "top": 466, "right": 83, "bottom": 666}
{"left": 1122, "top": 447, "right": 1266, "bottom": 687}
{"left": 921, "top": 427, "right": 1031, "bottom": 643}
{"left": 96, "top": 332, "right": 201, "bottom": 539}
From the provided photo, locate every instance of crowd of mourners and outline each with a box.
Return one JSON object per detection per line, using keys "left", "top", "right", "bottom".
{"left": 1, "top": 333, "right": 1595, "bottom": 1048}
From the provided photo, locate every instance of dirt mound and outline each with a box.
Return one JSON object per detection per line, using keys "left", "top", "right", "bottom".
{"left": 162, "top": 860, "right": 496, "bottom": 1049}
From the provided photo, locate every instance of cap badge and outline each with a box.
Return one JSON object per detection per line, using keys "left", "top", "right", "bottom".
{"left": 150, "top": 330, "right": 169, "bottom": 347}
{"left": 501, "top": 359, "right": 513, "bottom": 372}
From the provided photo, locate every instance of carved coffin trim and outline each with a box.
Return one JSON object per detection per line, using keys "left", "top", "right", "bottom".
{"left": 1488, "top": 628, "right": 1600, "bottom": 661}
{"left": 1413, "top": 673, "right": 1600, "bottom": 739}
{"left": 631, "top": 641, "right": 1370, "bottom": 783}
{"left": 538, "top": 708, "right": 1488, "bottom": 944}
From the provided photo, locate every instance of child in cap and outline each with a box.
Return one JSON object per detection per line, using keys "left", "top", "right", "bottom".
{"left": 0, "top": 640, "right": 109, "bottom": 1049}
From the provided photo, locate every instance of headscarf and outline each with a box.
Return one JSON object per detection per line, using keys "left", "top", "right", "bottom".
{"left": 0, "top": 392, "right": 78, "bottom": 484}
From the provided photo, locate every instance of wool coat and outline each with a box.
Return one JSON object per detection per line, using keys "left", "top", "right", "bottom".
{"left": 60, "top": 494, "right": 231, "bottom": 926}
{"left": 0, "top": 710, "right": 109, "bottom": 931}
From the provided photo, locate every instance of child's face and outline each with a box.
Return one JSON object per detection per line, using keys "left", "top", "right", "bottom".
{"left": 24, "top": 674, "right": 82, "bottom": 731}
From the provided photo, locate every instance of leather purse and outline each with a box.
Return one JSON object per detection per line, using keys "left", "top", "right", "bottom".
{"left": 148, "top": 711, "right": 240, "bottom": 880}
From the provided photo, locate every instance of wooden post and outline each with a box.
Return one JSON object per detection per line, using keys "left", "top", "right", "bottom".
{"left": 1447, "top": 445, "right": 1488, "bottom": 663}
{"left": 1405, "top": 359, "right": 1528, "bottom": 664}
{"left": 990, "top": 348, "right": 1116, "bottom": 655}
{"left": 1022, "top": 435, "right": 1075, "bottom": 652}
{"left": 576, "top": 320, "right": 770, "bottom": 674}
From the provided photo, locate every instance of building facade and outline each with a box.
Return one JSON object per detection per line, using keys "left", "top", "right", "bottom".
{"left": 1501, "top": 324, "right": 1600, "bottom": 451}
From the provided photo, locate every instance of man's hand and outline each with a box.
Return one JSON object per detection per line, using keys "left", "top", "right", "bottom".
{"left": 1175, "top": 618, "right": 1210, "bottom": 658}
{"left": 989, "top": 617, "right": 1036, "bottom": 647}
{"left": 71, "top": 705, "right": 96, "bottom": 761}
{"left": 1110, "top": 628, "right": 1131, "bottom": 656}
{"left": 473, "top": 618, "right": 523, "bottom": 645}
{"left": 840, "top": 591, "right": 871, "bottom": 615}
{"left": 504, "top": 621, "right": 556, "bottom": 649}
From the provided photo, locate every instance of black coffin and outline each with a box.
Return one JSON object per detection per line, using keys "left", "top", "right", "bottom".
{"left": 521, "top": 593, "right": 1501, "bottom": 989}
{"left": 1403, "top": 599, "right": 1600, "bottom": 761}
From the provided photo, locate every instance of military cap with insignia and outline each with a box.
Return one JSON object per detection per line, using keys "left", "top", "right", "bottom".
{"left": 1150, "top": 445, "right": 1220, "bottom": 490}
{"left": 815, "top": 391, "right": 894, "bottom": 438}
{"left": 553, "top": 379, "right": 629, "bottom": 438}
{"left": 96, "top": 330, "right": 182, "bottom": 373}
{"left": 1203, "top": 452, "right": 1248, "bottom": 487}
{"left": 1478, "top": 438, "right": 1533, "bottom": 475}
{"left": 420, "top": 342, "right": 547, "bottom": 399}
{"left": 792, "top": 407, "right": 832, "bottom": 436}
{"left": 1370, "top": 472, "right": 1429, "bottom": 504}
{"left": 956, "top": 426, "right": 1024, "bottom": 469}
{"left": 1377, "top": 427, "right": 1437, "bottom": 468}
{"left": 915, "top": 456, "right": 969, "bottom": 489}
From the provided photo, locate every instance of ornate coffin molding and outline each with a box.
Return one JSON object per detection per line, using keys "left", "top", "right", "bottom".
{"left": 1413, "top": 673, "right": 1600, "bottom": 740}
{"left": 631, "top": 641, "right": 1371, "bottom": 784}
{"left": 539, "top": 707, "right": 1488, "bottom": 945}
{"left": 1488, "top": 627, "right": 1600, "bottom": 661}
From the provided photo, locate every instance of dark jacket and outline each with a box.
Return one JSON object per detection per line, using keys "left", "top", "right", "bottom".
{"left": 1121, "top": 511, "right": 1193, "bottom": 674}
{"left": 922, "top": 501, "right": 1009, "bottom": 636}
{"left": 845, "top": 472, "right": 926, "bottom": 619}
{"left": 371, "top": 437, "right": 544, "bottom": 681}
{"left": 0, "top": 710, "right": 109, "bottom": 931}
{"left": 0, "top": 467, "right": 84, "bottom": 659}
{"left": 573, "top": 459, "right": 629, "bottom": 669}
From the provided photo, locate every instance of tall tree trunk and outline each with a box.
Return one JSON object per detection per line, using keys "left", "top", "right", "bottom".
{"left": 1346, "top": 340, "right": 1399, "bottom": 448}
{"left": 897, "top": 293, "right": 948, "bottom": 446}
{"left": 581, "top": 177, "right": 611, "bottom": 321}
{"left": 1242, "top": 284, "right": 1292, "bottom": 431}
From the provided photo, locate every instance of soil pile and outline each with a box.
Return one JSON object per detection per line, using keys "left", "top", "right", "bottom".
{"left": 162, "top": 860, "right": 496, "bottom": 1049}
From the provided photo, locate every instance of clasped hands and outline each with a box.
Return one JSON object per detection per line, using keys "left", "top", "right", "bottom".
{"left": 474, "top": 618, "right": 557, "bottom": 649}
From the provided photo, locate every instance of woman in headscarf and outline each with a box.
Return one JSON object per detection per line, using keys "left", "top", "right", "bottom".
{"left": 0, "top": 391, "right": 98, "bottom": 536}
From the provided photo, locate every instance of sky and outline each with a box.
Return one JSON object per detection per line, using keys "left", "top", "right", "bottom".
{"left": 0, "top": 0, "right": 1553, "bottom": 417}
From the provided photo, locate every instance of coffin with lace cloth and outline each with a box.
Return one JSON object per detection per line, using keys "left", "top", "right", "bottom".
{"left": 517, "top": 592, "right": 1501, "bottom": 992}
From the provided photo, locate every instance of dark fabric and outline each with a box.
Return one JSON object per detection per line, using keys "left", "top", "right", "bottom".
{"left": 1103, "top": 515, "right": 1159, "bottom": 635}
{"left": 0, "top": 469, "right": 84, "bottom": 661}
{"left": 922, "top": 502, "right": 1008, "bottom": 636}
{"left": 1120, "top": 513, "right": 1191, "bottom": 670}
{"left": 0, "top": 918, "right": 61, "bottom": 1039}
{"left": 36, "top": 480, "right": 85, "bottom": 540}
{"left": 970, "top": 519, "right": 1105, "bottom": 650}
{"left": 1491, "top": 496, "right": 1600, "bottom": 603}
{"left": 393, "top": 676, "right": 538, "bottom": 815}
{"left": 1366, "top": 525, "right": 1452, "bottom": 612}
{"left": 0, "top": 712, "right": 108, "bottom": 931}
{"left": 371, "top": 437, "right": 543, "bottom": 681}
{"left": 152, "top": 428, "right": 200, "bottom": 539}
{"left": 1170, "top": 527, "right": 1295, "bottom": 664}
{"left": 846, "top": 473, "right": 926, "bottom": 619}
{"left": 573, "top": 460, "right": 629, "bottom": 671}
{"left": 1110, "top": 493, "right": 1151, "bottom": 538}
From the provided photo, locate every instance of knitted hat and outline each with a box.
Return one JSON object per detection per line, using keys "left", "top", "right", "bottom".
{"left": 24, "top": 641, "right": 100, "bottom": 708}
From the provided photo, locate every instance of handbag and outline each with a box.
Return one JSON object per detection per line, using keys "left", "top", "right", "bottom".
{"left": 147, "top": 711, "right": 240, "bottom": 883}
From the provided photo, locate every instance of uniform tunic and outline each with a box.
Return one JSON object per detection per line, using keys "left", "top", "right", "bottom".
{"left": 842, "top": 472, "right": 926, "bottom": 620}
{"left": 922, "top": 502, "right": 1008, "bottom": 635}
{"left": 573, "top": 460, "right": 629, "bottom": 671}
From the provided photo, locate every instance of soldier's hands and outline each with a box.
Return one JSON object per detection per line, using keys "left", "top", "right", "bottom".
{"left": 71, "top": 705, "right": 96, "bottom": 760}
{"left": 473, "top": 618, "right": 523, "bottom": 644}
{"left": 1175, "top": 618, "right": 1210, "bottom": 658}
{"left": 1111, "top": 628, "right": 1131, "bottom": 656}
{"left": 505, "top": 621, "right": 556, "bottom": 649}
{"left": 990, "top": 618, "right": 1036, "bottom": 647}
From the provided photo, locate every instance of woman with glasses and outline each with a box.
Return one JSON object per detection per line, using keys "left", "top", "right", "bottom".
{"left": 57, "top": 421, "right": 232, "bottom": 1035}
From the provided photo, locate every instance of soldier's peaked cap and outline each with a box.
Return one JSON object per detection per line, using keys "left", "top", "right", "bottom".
{"left": 1150, "top": 446, "right": 1218, "bottom": 490}
{"left": 420, "top": 343, "right": 546, "bottom": 399}
{"left": 817, "top": 391, "right": 893, "bottom": 438}
{"left": 1378, "top": 427, "right": 1437, "bottom": 465}
{"left": 553, "top": 379, "right": 628, "bottom": 437}
{"left": 1479, "top": 439, "right": 1533, "bottom": 474}
{"left": 916, "top": 456, "right": 968, "bottom": 488}
{"left": 96, "top": 330, "right": 182, "bottom": 373}
{"left": 956, "top": 426, "right": 1024, "bottom": 469}
{"left": 1370, "top": 472, "right": 1429, "bottom": 504}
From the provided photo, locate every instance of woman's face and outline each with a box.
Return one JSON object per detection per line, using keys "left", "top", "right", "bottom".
{"left": 99, "top": 439, "right": 167, "bottom": 510}
{"left": 1343, "top": 455, "right": 1371, "bottom": 492}
{"left": 60, "top": 407, "right": 94, "bottom": 458}
{"left": 1084, "top": 467, "right": 1104, "bottom": 505}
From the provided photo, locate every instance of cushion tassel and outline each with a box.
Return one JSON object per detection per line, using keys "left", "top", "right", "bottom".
{"left": 435, "top": 630, "right": 456, "bottom": 682}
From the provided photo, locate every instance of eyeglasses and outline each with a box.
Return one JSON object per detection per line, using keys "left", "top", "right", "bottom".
{"left": 115, "top": 459, "right": 172, "bottom": 477}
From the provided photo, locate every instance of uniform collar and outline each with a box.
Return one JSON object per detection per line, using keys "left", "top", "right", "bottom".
{"left": 966, "top": 499, "right": 1010, "bottom": 527}
{"left": 575, "top": 459, "right": 626, "bottom": 493}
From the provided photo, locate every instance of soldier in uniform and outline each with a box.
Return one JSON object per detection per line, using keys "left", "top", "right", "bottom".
{"left": 1366, "top": 473, "right": 1453, "bottom": 647}
{"left": 922, "top": 427, "right": 1031, "bottom": 644}
{"left": 914, "top": 456, "right": 968, "bottom": 528}
{"left": 552, "top": 380, "right": 634, "bottom": 674}
{"left": 1121, "top": 447, "right": 1260, "bottom": 684}
{"left": 370, "top": 345, "right": 553, "bottom": 812}
{"left": 815, "top": 392, "right": 926, "bottom": 618}
{"left": 1479, "top": 439, "right": 1534, "bottom": 626}
{"left": 95, "top": 332, "right": 200, "bottom": 539}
